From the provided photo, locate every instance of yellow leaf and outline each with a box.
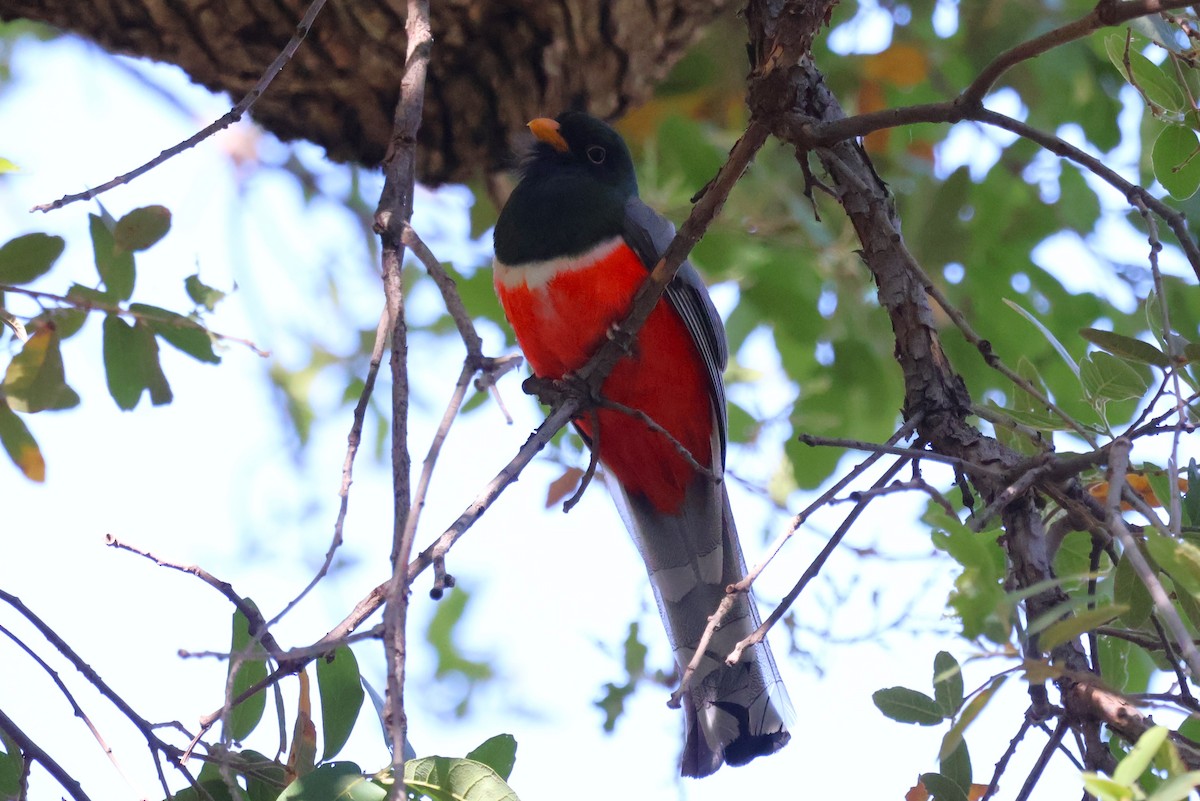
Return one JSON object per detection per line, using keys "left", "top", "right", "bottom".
{"left": 1088, "top": 473, "right": 1188, "bottom": 508}
{"left": 286, "top": 669, "right": 317, "bottom": 782}
{"left": 863, "top": 44, "right": 929, "bottom": 88}
{"left": 905, "top": 779, "right": 930, "bottom": 801}
{"left": 13, "top": 440, "right": 45, "bottom": 482}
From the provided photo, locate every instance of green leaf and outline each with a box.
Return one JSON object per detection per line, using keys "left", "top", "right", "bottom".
{"left": 66, "top": 283, "right": 115, "bottom": 307}
{"left": 28, "top": 308, "right": 87, "bottom": 341}
{"left": 1154, "top": 125, "right": 1200, "bottom": 200}
{"left": 982, "top": 400, "right": 1075, "bottom": 432}
{"left": 1004, "top": 299, "right": 1079, "bottom": 378}
{"left": 466, "top": 734, "right": 517, "bottom": 782}
{"left": 277, "top": 762, "right": 385, "bottom": 801}
{"left": 1038, "top": 604, "right": 1128, "bottom": 651}
{"left": 920, "top": 772, "right": 968, "bottom": 801}
{"left": 113, "top": 205, "right": 171, "bottom": 251}
{"left": 1081, "top": 351, "right": 1150, "bottom": 403}
{"left": 1147, "top": 770, "right": 1200, "bottom": 801}
{"left": 226, "top": 603, "right": 268, "bottom": 742}
{"left": 102, "top": 315, "right": 173, "bottom": 410}
{"left": 1185, "top": 460, "right": 1200, "bottom": 528}
{"left": 1105, "top": 33, "right": 1186, "bottom": 114}
{"left": 0, "top": 399, "right": 44, "bottom": 482}
{"left": 932, "top": 651, "right": 964, "bottom": 717}
{"left": 0, "top": 731, "right": 22, "bottom": 798}
{"left": 939, "top": 737, "right": 972, "bottom": 797}
{"left": 1081, "top": 328, "right": 1171, "bottom": 368}
{"left": 1083, "top": 772, "right": 1137, "bottom": 801}
{"left": 940, "top": 676, "right": 1006, "bottom": 760}
{"left": 129, "top": 303, "right": 220, "bottom": 364}
{"left": 170, "top": 759, "right": 239, "bottom": 801}
{"left": 1144, "top": 533, "right": 1200, "bottom": 596}
{"left": 239, "top": 750, "right": 288, "bottom": 801}
{"left": 404, "top": 756, "right": 520, "bottom": 801}
{"left": 1114, "top": 725, "right": 1169, "bottom": 785}
{"left": 1115, "top": 548, "right": 1154, "bottom": 628}
{"left": 186, "top": 274, "right": 227, "bottom": 312}
{"left": 871, "top": 686, "right": 945, "bottom": 725}
{"left": 3, "top": 327, "right": 81, "bottom": 413}
{"left": 0, "top": 233, "right": 65, "bottom": 285}
{"left": 317, "top": 645, "right": 365, "bottom": 761}
{"left": 90, "top": 213, "right": 135, "bottom": 300}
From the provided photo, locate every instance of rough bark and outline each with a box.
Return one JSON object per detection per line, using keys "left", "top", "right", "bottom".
{"left": 0, "top": 0, "right": 730, "bottom": 183}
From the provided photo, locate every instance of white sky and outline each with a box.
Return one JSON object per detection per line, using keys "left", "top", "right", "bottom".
{"left": 0, "top": 14, "right": 1182, "bottom": 801}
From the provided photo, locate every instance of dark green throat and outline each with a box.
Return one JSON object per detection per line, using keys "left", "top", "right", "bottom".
{"left": 494, "top": 112, "right": 638, "bottom": 265}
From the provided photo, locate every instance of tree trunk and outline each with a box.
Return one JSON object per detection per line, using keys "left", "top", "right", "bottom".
{"left": 0, "top": 0, "right": 731, "bottom": 183}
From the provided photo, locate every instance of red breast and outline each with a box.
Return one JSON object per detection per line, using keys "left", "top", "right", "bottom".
{"left": 494, "top": 238, "right": 715, "bottom": 514}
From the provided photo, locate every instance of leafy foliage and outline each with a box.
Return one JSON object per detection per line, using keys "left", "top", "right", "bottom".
{"left": 0, "top": 205, "right": 230, "bottom": 478}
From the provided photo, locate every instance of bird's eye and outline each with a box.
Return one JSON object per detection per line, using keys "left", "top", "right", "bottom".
{"left": 586, "top": 145, "right": 606, "bottom": 164}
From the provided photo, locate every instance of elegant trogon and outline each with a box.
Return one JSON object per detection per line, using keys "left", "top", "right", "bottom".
{"left": 492, "top": 111, "right": 791, "bottom": 777}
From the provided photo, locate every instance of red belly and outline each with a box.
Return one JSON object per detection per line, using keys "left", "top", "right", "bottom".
{"left": 495, "top": 245, "right": 715, "bottom": 514}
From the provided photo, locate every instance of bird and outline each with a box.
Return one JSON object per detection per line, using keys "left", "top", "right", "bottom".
{"left": 491, "top": 110, "right": 791, "bottom": 777}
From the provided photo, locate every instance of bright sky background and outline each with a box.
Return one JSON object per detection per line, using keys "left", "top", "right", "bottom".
{"left": 1, "top": 7, "right": 1181, "bottom": 801}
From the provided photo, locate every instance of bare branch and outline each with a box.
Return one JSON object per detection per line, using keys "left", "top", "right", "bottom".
{"left": 0, "top": 590, "right": 196, "bottom": 784}
{"left": 726, "top": 456, "right": 910, "bottom": 664}
{"left": 105, "top": 534, "right": 283, "bottom": 659}
{"left": 0, "top": 708, "right": 94, "bottom": 801}
{"left": 797, "top": 432, "right": 1003, "bottom": 477}
{"left": 400, "top": 223, "right": 484, "bottom": 360}
{"left": 32, "top": 0, "right": 331, "bottom": 213}
{"left": 268, "top": 308, "right": 392, "bottom": 629}
{"left": 0, "top": 624, "right": 141, "bottom": 795}
{"left": 0, "top": 284, "right": 269, "bottom": 357}
{"left": 373, "top": 0, "right": 430, "bottom": 790}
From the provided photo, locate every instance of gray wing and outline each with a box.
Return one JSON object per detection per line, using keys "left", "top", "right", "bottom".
{"left": 622, "top": 197, "right": 729, "bottom": 463}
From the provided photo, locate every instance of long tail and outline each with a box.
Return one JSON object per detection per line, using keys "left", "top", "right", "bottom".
{"left": 609, "top": 472, "right": 792, "bottom": 777}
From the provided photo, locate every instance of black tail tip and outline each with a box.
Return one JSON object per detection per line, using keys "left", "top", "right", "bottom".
{"left": 724, "top": 727, "right": 791, "bottom": 767}
{"left": 680, "top": 726, "right": 791, "bottom": 778}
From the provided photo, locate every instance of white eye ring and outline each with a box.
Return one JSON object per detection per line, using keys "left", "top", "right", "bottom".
{"left": 586, "top": 145, "right": 606, "bottom": 164}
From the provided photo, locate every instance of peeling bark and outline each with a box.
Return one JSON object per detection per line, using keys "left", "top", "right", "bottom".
{"left": 0, "top": 0, "right": 731, "bottom": 183}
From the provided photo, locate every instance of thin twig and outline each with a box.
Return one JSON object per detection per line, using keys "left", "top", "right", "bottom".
{"left": 981, "top": 711, "right": 1034, "bottom": 801}
{"left": 105, "top": 534, "right": 283, "bottom": 659}
{"left": 405, "top": 362, "right": 475, "bottom": 556}
{"left": 598, "top": 398, "right": 720, "bottom": 483}
{"left": 0, "top": 284, "right": 268, "bottom": 357}
{"left": 735, "top": 414, "right": 924, "bottom": 593}
{"left": 268, "top": 308, "right": 391, "bottom": 629}
{"left": 1013, "top": 717, "right": 1069, "bottom": 801}
{"left": 797, "top": 432, "right": 1003, "bottom": 477}
{"left": 0, "top": 623, "right": 142, "bottom": 795}
{"left": 32, "top": 0, "right": 332, "bottom": 212}
{"left": 562, "top": 407, "right": 602, "bottom": 513}
{"left": 0, "top": 590, "right": 195, "bottom": 785}
{"left": 726, "top": 456, "right": 911, "bottom": 664}
{"left": 667, "top": 594, "right": 736, "bottom": 708}
{"left": 1106, "top": 438, "right": 1200, "bottom": 678}
{"left": 0, "top": 708, "right": 94, "bottom": 801}
{"left": 400, "top": 223, "right": 484, "bottom": 360}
